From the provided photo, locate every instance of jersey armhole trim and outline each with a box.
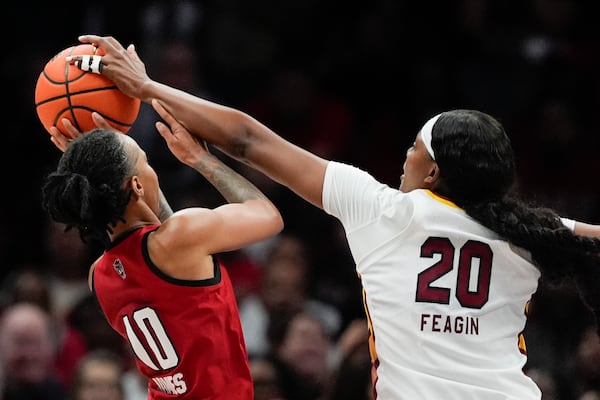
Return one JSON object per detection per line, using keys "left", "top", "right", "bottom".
{"left": 141, "top": 229, "right": 222, "bottom": 287}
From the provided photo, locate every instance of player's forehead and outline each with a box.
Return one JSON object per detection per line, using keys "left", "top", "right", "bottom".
{"left": 118, "top": 134, "right": 145, "bottom": 161}
{"left": 119, "top": 133, "right": 140, "bottom": 151}
{"left": 414, "top": 131, "right": 426, "bottom": 148}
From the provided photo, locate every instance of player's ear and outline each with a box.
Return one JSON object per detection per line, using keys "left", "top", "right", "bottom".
{"left": 424, "top": 163, "right": 439, "bottom": 184}
{"left": 130, "top": 176, "right": 144, "bottom": 196}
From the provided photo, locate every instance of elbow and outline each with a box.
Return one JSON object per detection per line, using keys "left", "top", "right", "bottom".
{"left": 268, "top": 208, "right": 284, "bottom": 235}
{"left": 227, "top": 111, "right": 260, "bottom": 161}
{"left": 255, "top": 200, "right": 284, "bottom": 237}
{"left": 270, "top": 206, "right": 285, "bottom": 235}
{"left": 274, "top": 213, "right": 284, "bottom": 234}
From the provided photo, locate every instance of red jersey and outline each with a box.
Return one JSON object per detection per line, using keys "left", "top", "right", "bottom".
{"left": 92, "top": 225, "right": 254, "bottom": 399}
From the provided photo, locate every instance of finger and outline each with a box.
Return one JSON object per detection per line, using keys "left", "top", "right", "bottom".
{"left": 66, "top": 54, "right": 103, "bottom": 74}
{"left": 49, "top": 126, "right": 71, "bottom": 152}
{"left": 151, "top": 99, "right": 178, "bottom": 126}
{"left": 78, "top": 35, "right": 108, "bottom": 50}
{"left": 79, "top": 35, "right": 123, "bottom": 53}
{"left": 91, "top": 112, "right": 114, "bottom": 130}
{"left": 49, "top": 136, "right": 64, "bottom": 152}
{"left": 78, "top": 34, "right": 102, "bottom": 45}
{"left": 61, "top": 118, "right": 81, "bottom": 139}
{"left": 126, "top": 43, "right": 143, "bottom": 64}
{"left": 155, "top": 121, "right": 174, "bottom": 141}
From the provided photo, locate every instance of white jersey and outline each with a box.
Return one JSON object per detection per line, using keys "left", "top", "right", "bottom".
{"left": 322, "top": 161, "right": 543, "bottom": 400}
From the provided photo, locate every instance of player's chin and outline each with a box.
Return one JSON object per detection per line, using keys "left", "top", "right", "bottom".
{"left": 399, "top": 176, "right": 415, "bottom": 193}
{"left": 399, "top": 175, "right": 406, "bottom": 191}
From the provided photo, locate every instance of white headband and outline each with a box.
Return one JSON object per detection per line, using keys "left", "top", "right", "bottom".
{"left": 420, "top": 113, "right": 442, "bottom": 160}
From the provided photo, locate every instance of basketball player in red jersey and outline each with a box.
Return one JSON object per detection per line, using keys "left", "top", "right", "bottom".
{"left": 41, "top": 111, "right": 283, "bottom": 399}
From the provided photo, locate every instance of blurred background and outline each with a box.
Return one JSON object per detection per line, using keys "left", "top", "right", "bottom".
{"left": 2, "top": 1, "right": 599, "bottom": 399}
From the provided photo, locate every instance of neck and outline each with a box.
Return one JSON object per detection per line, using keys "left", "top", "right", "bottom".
{"left": 108, "top": 205, "right": 161, "bottom": 242}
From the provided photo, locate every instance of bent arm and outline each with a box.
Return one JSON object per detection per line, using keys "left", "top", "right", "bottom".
{"left": 146, "top": 87, "right": 329, "bottom": 209}
{"left": 155, "top": 157, "right": 283, "bottom": 256}
{"left": 153, "top": 101, "right": 284, "bottom": 253}
{"left": 75, "top": 34, "right": 328, "bottom": 208}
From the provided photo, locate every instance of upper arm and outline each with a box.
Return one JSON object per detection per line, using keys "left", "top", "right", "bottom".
{"left": 88, "top": 258, "right": 101, "bottom": 291}
{"left": 158, "top": 201, "right": 283, "bottom": 255}
{"left": 572, "top": 221, "right": 600, "bottom": 239}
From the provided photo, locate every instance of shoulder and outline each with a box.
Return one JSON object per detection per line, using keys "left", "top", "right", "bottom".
{"left": 153, "top": 208, "right": 215, "bottom": 244}
{"left": 323, "top": 161, "right": 390, "bottom": 201}
{"left": 88, "top": 256, "right": 103, "bottom": 291}
{"left": 325, "top": 160, "right": 371, "bottom": 180}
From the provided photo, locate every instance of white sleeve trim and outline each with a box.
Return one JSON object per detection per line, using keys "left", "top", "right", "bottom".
{"left": 560, "top": 217, "right": 576, "bottom": 231}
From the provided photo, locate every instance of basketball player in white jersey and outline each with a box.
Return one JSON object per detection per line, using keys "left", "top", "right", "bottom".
{"left": 69, "top": 34, "right": 600, "bottom": 400}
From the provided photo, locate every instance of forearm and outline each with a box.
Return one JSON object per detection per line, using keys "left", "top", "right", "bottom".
{"left": 141, "top": 79, "right": 329, "bottom": 208}
{"left": 141, "top": 81, "right": 254, "bottom": 158}
{"left": 192, "top": 153, "right": 268, "bottom": 204}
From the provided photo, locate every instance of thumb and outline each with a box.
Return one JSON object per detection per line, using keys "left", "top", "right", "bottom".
{"left": 127, "top": 43, "right": 144, "bottom": 64}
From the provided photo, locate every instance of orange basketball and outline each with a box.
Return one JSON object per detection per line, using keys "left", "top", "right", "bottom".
{"left": 34, "top": 44, "right": 141, "bottom": 138}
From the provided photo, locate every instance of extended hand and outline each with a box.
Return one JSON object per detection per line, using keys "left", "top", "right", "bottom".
{"left": 152, "top": 99, "right": 211, "bottom": 166}
{"left": 67, "top": 35, "right": 150, "bottom": 100}
{"left": 50, "top": 113, "right": 117, "bottom": 152}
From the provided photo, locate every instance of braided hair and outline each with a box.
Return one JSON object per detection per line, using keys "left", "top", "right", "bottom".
{"left": 431, "top": 109, "right": 600, "bottom": 333}
{"left": 41, "top": 129, "right": 134, "bottom": 247}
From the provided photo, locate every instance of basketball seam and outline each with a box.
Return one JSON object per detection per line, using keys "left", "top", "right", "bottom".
{"left": 35, "top": 86, "right": 123, "bottom": 106}
{"left": 48, "top": 105, "right": 134, "bottom": 127}
{"left": 35, "top": 44, "right": 139, "bottom": 135}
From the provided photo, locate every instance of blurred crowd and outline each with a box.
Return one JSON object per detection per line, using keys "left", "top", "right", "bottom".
{"left": 1, "top": 0, "right": 599, "bottom": 399}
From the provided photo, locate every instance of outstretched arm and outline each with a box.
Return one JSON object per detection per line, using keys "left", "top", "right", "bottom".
{"left": 573, "top": 221, "right": 600, "bottom": 239}
{"left": 71, "top": 35, "right": 329, "bottom": 209}
{"left": 151, "top": 100, "right": 284, "bottom": 254}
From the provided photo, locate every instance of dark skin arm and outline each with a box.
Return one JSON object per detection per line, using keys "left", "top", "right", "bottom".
{"left": 70, "top": 35, "right": 329, "bottom": 209}
{"left": 147, "top": 103, "right": 284, "bottom": 279}
{"left": 68, "top": 35, "right": 600, "bottom": 241}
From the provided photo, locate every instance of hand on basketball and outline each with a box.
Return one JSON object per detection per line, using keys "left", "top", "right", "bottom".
{"left": 49, "top": 113, "right": 115, "bottom": 153}
{"left": 67, "top": 35, "right": 151, "bottom": 100}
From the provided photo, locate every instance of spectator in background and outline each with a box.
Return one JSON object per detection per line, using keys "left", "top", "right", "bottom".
{"left": 66, "top": 294, "right": 125, "bottom": 357}
{"left": 0, "top": 266, "right": 86, "bottom": 389}
{"left": 0, "top": 302, "right": 66, "bottom": 400}
{"left": 239, "top": 233, "right": 341, "bottom": 358}
{"left": 570, "top": 325, "right": 600, "bottom": 398}
{"left": 0, "top": 267, "right": 51, "bottom": 314}
{"left": 121, "top": 361, "right": 148, "bottom": 400}
{"left": 266, "top": 310, "right": 335, "bottom": 400}
{"left": 325, "top": 319, "right": 372, "bottom": 400}
{"left": 42, "top": 219, "right": 99, "bottom": 324}
{"left": 525, "top": 367, "right": 561, "bottom": 400}
{"left": 69, "top": 349, "right": 123, "bottom": 400}
{"left": 580, "top": 390, "right": 600, "bottom": 400}
{"left": 249, "top": 355, "right": 286, "bottom": 400}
